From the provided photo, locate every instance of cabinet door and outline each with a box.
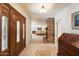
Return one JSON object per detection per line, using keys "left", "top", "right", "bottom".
{"left": 0, "top": 4, "right": 10, "bottom": 56}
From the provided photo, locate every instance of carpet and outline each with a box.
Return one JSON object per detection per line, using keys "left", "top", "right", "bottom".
{"left": 36, "top": 50, "right": 51, "bottom": 56}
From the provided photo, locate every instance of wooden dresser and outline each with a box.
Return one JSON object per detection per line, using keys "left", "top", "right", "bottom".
{"left": 58, "top": 33, "right": 79, "bottom": 56}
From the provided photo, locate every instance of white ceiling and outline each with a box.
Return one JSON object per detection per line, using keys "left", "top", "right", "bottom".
{"left": 19, "top": 3, "right": 70, "bottom": 20}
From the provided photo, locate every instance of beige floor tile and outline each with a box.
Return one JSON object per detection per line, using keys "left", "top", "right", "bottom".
{"left": 19, "top": 34, "right": 58, "bottom": 56}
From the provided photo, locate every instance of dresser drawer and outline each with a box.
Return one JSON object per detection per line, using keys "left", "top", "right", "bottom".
{"left": 59, "top": 40, "right": 78, "bottom": 53}
{"left": 60, "top": 45, "right": 77, "bottom": 56}
{"left": 58, "top": 47, "right": 68, "bottom": 56}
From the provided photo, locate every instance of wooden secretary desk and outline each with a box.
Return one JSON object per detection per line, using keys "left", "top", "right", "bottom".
{"left": 0, "top": 4, "right": 26, "bottom": 56}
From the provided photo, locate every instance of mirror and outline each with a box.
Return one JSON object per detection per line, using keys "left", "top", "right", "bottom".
{"left": 2, "top": 16, "right": 8, "bottom": 51}
{"left": 16, "top": 21, "right": 20, "bottom": 42}
{"left": 23, "top": 23, "right": 25, "bottom": 39}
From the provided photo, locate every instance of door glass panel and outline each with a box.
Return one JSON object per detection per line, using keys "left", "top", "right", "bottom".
{"left": 23, "top": 23, "right": 25, "bottom": 39}
{"left": 2, "top": 16, "right": 8, "bottom": 51}
{"left": 16, "top": 21, "right": 20, "bottom": 42}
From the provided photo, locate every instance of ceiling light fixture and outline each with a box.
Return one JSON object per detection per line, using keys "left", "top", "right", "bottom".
{"left": 40, "top": 5, "right": 46, "bottom": 14}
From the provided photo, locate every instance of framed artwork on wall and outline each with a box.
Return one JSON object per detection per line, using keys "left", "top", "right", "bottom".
{"left": 72, "top": 11, "right": 79, "bottom": 29}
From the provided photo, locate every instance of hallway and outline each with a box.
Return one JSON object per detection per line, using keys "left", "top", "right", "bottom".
{"left": 1, "top": 3, "right": 78, "bottom": 56}
{"left": 19, "top": 34, "right": 58, "bottom": 56}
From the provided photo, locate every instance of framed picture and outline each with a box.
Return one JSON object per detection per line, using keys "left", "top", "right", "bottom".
{"left": 72, "top": 11, "right": 79, "bottom": 29}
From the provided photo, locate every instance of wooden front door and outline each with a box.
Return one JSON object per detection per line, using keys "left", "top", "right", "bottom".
{"left": 0, "top": 4, "right": 10, "bottom": 56}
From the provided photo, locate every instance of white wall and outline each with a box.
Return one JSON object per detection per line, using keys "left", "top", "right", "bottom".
{"left": 10, "top": 3, "right": 31, "bottom": 46}
{"left": 55, "top": 3, "right": 79, "bottom": 43}
{"left": 26, "top": 16, "right": 31, "bottom": 46}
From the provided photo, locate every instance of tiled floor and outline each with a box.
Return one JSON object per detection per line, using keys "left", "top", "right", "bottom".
{"left": 19, "top": 34, "right": 58, "bottom": 56}
{"left": 31, "top": 34, "right": 46, "bottom": 43}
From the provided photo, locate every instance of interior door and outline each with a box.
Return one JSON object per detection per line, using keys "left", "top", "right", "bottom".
{"left": 0, "top": 4, "right": 10, "bottom": 56}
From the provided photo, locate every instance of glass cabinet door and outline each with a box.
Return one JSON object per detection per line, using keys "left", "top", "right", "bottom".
{"left": 2, "top": 16, "right": 8, "bottom": 51}
{"left": 16, "top": 21, "right": 20, "bottom": 43}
